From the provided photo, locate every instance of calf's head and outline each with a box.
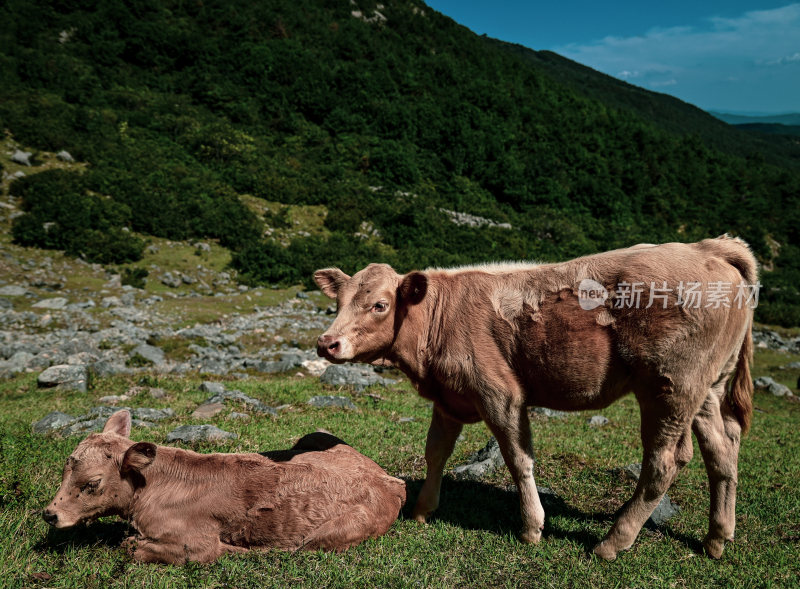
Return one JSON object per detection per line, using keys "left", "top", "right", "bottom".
{"left": 314, "top": 263, "right": 427, "bottom": 363}
{"left": 42, "top": 410, "right": 156, "bottom": 528}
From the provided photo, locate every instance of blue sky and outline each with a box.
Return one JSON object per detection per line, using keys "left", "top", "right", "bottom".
{"left": 424, "top": 1, "right": 800, "bottom": 114}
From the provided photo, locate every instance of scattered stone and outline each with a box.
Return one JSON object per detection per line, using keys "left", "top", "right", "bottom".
{"left": 90, "top": 360, "right": 129, "bottom": 378}
{"left": 160, "top": 272, "right": 183, "bottom": 288}
{"left": 192, "top": 402, "right": 225, "bottom": 419}
{"left": 296, "top": 291, "right": 309, "bottom": 299}
{"left": 754, "top": 376, "right": 794, "bottom": 397}
{"left": 228, "top": 412, "right": 250, "bottom": 421}
{"left": 32, "top": 411, "right": 75, "bottom": 434}
{"left": 193, "top": 242, "right": 211, "bottom": 252}
{"left": 0, "top": 351, "right": 35, "bottom": 375}
{"left": 780, "top": 361, "right": 800, "bottom": 370}
{"left": 148, "top": 387, "right": 167, "bottom": 399}
{"left": 308, "top": 395, "right": 357, "bottom": 410}
{"left": 612, "top": 462, "right": 681, "bottom": 526}
{"left": 37, "top": 364, "right": 88, "bottom": 392}
{"left": 199, "top": 381, "right": 226, "bottom": 395}
{"left": 11, "top": 149, "right": 32, "bottom": 166}
{"left": 0, "top": 298, "right": 12, "bottom": 310}
{"left": 56, "top": 150, "right": 75, "bottom": 162}
{"left": 319, "top": 364, "right": 397, "bottom": 391}
{"left": 129, "top": 344, "right": 166, "bottom": 366}
{"left": 32, "top": 297, "right": 68, "bottom": 310}
{"left": 0, "top": 285, "right": 27, "bottom": 296}
{"left": 452, "top": 437, "right": 505, "bottom": 480}
{"left": 166, "top": 424, "right": 237, "bottom": 443}
{"left": 398, "top": 417, "right": 415, "bottom": 423}
{"left": 98, "top": 395, "right": 127, "bottom": 404}
{"left": 587, "top": 415, "right": 609, "bottom": 427}
{"left": 203, "top": 388, "right": 277, "bottom": 415}
{"left": 532, "top": 407, "right": 568, "bottom": 418}
{"left": 132, "top": 407, "right": 174, "bottom": 421}
{"left": 302, "top": 358, "right": 329, "bottom": 376}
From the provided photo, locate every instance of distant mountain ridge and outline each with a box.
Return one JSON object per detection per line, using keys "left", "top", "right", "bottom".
{"left": 711, "top": 112, "right": 800, "bottom": 126}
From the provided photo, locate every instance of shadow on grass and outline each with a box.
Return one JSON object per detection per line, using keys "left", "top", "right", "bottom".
{"left": 403, "top": 477, "right": 706, "bottom": 556}
{"left": 35, "top": 520, "right": 132, "bottom": 554}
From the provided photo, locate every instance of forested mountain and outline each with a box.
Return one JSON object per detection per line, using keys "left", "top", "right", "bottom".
{"left": 1, "top": 0, "right": 798, "bottom": 325}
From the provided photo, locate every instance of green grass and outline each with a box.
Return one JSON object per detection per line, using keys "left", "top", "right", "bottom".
{"left": 1, "top": 350, "right": 799, "bottom": 588}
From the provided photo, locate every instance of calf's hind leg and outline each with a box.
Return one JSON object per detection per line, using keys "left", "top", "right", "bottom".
{"left": 692, "top": 386, "right": 742, "bottom": 559}
{"left": 593, "top": 395, "right": 696, "bottom": 561}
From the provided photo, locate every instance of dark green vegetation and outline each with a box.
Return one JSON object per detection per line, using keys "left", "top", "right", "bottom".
{"left": 2, "top": 0, "right": 799, "bottom": 324}
{"left": 1, "top": 347, "right": 799, "bottom": 588}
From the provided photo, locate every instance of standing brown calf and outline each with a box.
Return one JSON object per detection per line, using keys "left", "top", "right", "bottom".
{"left": 314, "top": 235, "right": 757, "bottom": 560}
{"left": 43, "top": 410, "right": 406, "bottom": 563}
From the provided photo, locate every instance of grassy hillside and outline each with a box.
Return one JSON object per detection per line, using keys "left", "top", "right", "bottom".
{"left": 1, "top": 0, "right": 799, "bottom": 324}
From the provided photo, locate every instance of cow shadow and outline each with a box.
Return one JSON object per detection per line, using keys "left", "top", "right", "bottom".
{"left": 402, "top": 478, "right": 704, "bottom": 556}
{"left": 35, "top": 520, "right": 132, "bottom": 554}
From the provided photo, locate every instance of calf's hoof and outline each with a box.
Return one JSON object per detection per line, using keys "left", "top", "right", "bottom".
{"left": 702, "top": 536, "right": 727, "bottom": 559}
{"left": 592, "top": 540, "right": 618, "bottom": 561}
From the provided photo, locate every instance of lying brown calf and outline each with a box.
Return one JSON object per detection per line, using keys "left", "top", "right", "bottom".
{"left": 315, "top": 235, "right": 757, "bottom": 560}
{"left": 43, "top": 410, "right": 406, "bottom": 563}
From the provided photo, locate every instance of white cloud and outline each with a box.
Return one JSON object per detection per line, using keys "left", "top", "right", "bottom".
{"left": 554, "top": 3, "right": 800, "bottom": 111}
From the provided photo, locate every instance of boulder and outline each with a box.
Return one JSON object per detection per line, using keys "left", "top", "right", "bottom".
{"left": 452, "top": 437, "right": 505, "bottom": 480}
{"left": 166, "top": 425, "right": 237, "bottom": 443}
{"left": 32, "top": 297, "right": 68, "bottom": 310}
{"left": 0, "top": 285, "right": 27, "bottom": 296}
{"left": 32, "top": 411, "right": 75, "bottom": 434}
{"left": 11, "top": 149, "right": 32, "bottom": 166}
{"left": 37, "top": 364, "right": 88, "bottom": 392}
{"left": 532, "top": 407, "right": 568, "bottom": 418}
{"left": 587, "top": 415, "right": 609, "bottom": 427}
{"left": 754, "top": 376, "right": 793, "bottom": 397}
{"left": 129, "top": 344, "right": 166, "bottom": 366}
{"left": 192, "top": 402, "right": 225, "bottom": 419}
{"left": 319, "top": 364, "right": 397, "bottom": 391}
{"left": 308, "top": 395, "right": 357, "bottom": 410}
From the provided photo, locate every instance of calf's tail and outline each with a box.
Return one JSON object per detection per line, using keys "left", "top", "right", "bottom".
{"left": 727, "top": 321, "right": 753, "bottom": 435}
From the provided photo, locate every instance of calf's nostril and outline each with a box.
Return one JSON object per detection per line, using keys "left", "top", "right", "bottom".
{"left": 327, "top": 341, "right": 340, "bottom": 352}
{"left": 42, "top": 510, "right": 58, "bottom": 525}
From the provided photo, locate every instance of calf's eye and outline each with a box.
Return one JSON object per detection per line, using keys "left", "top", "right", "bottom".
{"left": 81, "top": 480, "right": 100, "bottom": 494}
{"left": 371, "top": 302, "right": 388, "bottom": 313}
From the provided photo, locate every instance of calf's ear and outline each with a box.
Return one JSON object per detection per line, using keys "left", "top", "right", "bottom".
{"left": 399, "top": 272, "right": 428, "bottom": 305}
{"left": 314, "top": 268, "right": 350, "bottom": 299}
{"left": 103, "top": 410, "right": 132, "bottom": 438}
{"left": 122, "top": 442, "right": 157, "bottom": 473}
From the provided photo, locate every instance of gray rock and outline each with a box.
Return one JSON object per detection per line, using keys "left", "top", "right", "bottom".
{"left": 98, "top": 395, "right": 127, "bottom": 404}
{"left": 308, "top": 395, "right": 357, "bottom": 410}
{"left": 204, "top": 389, "right": 277, "bottom": 415}
{"left": 0, "top": 298, "right": 12, "bottom": 309}
{"left": 254, "top": 359, "right": 297, "bottom": 374}
{"left": 649, "top": 495, "right": 681, "bottom": 526}
{"left": 319, "top": 364, "right": 397, "bottom": 391}
{"left": 11, "top": 149, "right": 32, "bottom": 166}
{"left": 32, "top": 411, "right": 75, "bottom": 434}
{"left": 148, "top": 387, "right": 167, "bottom": 399}
{"left": 453, "top": 437, "right": 506, "bottom": 480}
{"left": 160, "top": 272, "right": 183, "bottom": 288}
{"left": 166, "top": 424, "right": 237, "bottom": 443}
{"left": 132, "top": 407, "right": 174, "bottom": 421}
{"left": 587, "top": 415, "right": 609, "bottom": 427}
{"left": 199, "top": 381, "right": 226, "bottom": 395}
{"left": 780, "top": 362, "right": 800, "bottom": 370}
{"left": 193, "top": 242, "right": 211, "bottom": 252}
{"left": 192, "top": 402, "right": 224, "bottom": 419}
{"left": 754, "top": 376, "right": 793, "bottom": 397}
{"left": 129, "top": 344, "right": 166, "bottom": 366}
{"left": 1, "top": 351, "right": 35, "bottom": 374}
{"left": 228, "top": 412, "right": 250, "bottom": 421}
{"left": 32, "top": 297, "right": 68, "bottom": 310}
{"left": 532, "top": 407, "right": 568, "bottom": 418}
{"left": 56, "top": 150, "right": 74, "bottom": 162}
{"left": 37, "top": 364, "right": 88, "bottom": 392}
{"left": 0, "top": 285, "right": 27, "bottom": 296}
{"left": 612, "top": 462, "right": 680, "bottom": 526}
{"left": 90, "top": 360, "right": 129, "bottom": 378}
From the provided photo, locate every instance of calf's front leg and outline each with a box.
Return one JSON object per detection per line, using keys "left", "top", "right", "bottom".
{"left": 477, "top": 396, "right": 545, "bottom": 544}
{"left": 123, "top": 534, "right": 247, "bottom": 564}
{"left": 412, "top": 407, "right": 463, "bottom": 523}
